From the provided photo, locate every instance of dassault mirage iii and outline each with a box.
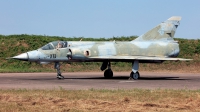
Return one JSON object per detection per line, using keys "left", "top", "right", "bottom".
{"left": 12, "top": 16, "right": 191, "bottom": 79}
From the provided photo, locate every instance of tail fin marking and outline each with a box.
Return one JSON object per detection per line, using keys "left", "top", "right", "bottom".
{"left": 135, "top": 16, "right": 181, "bottom": 41}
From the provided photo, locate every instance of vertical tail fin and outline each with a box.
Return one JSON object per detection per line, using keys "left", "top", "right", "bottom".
{"left": 135, "top": 16, "right": 181, "bottom": 41}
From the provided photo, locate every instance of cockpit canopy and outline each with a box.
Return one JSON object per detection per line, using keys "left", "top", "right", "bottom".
{"left": 41, "top": 41, "right": 68, "bottom": 50}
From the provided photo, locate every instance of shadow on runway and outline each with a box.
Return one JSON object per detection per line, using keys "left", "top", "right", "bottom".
{"left": 139, "top": 77, "right": 186, "bottom": 80}
{"left": 64, "top": 76, "right": 187, "bottom": 80}
{"left": 65, "top": 76, "right": 129, "bottom": 80}
{"left": 24, "top": 76, "right": 188, "bottom": 81}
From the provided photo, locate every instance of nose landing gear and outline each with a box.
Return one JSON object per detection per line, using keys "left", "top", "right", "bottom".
{"left": 55, "top": 62, "right": 65, "bottom": 79}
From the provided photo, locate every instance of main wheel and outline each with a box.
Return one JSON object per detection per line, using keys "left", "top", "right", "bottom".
{"left": 130, "top": 71, "right": 140, "bottom": 80}
{"left": 104, "top": 69, "right": 113, "bottom": 79}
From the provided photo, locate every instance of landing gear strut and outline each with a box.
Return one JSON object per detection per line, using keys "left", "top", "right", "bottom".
{"left": 101, "top": 61, "right": 113, "bottom": 79}
{"left": 55, "top": 62, "right": 64, "bottom": 79}
{"left": 130, "top": 60, "right": 140, "bottom": 80}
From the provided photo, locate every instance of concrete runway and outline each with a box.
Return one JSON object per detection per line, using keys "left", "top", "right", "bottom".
{"left": 0, "top": 72, "right": 200, "bottom": 90}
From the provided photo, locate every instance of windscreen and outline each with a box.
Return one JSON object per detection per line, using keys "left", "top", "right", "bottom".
{"left": 41, "top": 44, "right": 54, "bottom": 50}
{"left": 41, "top": 41, "right": 68, "bottom": 50}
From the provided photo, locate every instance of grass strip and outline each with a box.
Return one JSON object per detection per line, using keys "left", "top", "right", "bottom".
{"left": 0, "top": 88, "right": 200, "bottom": 112}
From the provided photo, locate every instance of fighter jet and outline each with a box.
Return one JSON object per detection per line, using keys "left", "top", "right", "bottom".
{"left": 12, "top": 16, "right": 191, "bottom": 79}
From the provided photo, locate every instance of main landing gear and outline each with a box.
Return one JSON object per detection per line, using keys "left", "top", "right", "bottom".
{"left": 55, "top": 62, "right": 64, "bottom": 79}
{"left": 101, "top": 60, "right": 140, "bottom": 80}
{"left": 129, "top": 60, "right": 140, "bottom": 80}
{"left": 101, "top": 61, "right": 113, "bottom": 79}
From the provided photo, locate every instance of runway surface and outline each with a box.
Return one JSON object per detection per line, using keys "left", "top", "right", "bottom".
{"left": 0, "top": 72, "right": 200, "bottom": 90}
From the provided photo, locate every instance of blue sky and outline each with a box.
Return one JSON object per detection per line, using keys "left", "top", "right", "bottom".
{"left": 0, "top": 0, "right": 199, "bottom": 39}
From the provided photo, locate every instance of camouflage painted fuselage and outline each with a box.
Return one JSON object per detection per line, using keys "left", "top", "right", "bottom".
{"left": 30, "top": 40, "right": 179, "bottom": 63}
{"left": 69, "top": 40, "right": 179, "bottom": 61}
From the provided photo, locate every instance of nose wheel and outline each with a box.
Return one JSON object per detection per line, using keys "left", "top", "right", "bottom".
{"left": 57, "top": 73, "right": 64, "bottom": 79}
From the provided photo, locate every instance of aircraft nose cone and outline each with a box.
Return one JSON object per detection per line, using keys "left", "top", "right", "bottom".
{"left": 12, "top": 53, "right": 28, "bottom": 61}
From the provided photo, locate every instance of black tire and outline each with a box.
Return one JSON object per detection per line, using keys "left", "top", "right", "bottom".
{"left": 57, "top": 74, "right": 64, "bottom": 79}
{"left": 130, "top": 71, "right": 140, "bottom": 80}
{"left": 57, "top": 76, "right": 62, "bottom": 79}
{"left": 104, "top": 69, "right": 113, "bottom": 79}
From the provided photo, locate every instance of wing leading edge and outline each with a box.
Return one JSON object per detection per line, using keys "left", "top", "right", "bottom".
{"left": 89, "top": 56, "right": 192, "bottom": 61}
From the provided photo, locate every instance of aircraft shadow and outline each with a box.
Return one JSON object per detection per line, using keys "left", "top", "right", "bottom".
{"left": 139, "top": 77, "right": 186, "bottom": 80}
{"left": 64, "top": 76, "right": 187, "bottom": 80}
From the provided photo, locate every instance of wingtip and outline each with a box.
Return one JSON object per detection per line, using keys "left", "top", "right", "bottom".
{"left": 180, "top": 58, "right": 193, "bottom": 61}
